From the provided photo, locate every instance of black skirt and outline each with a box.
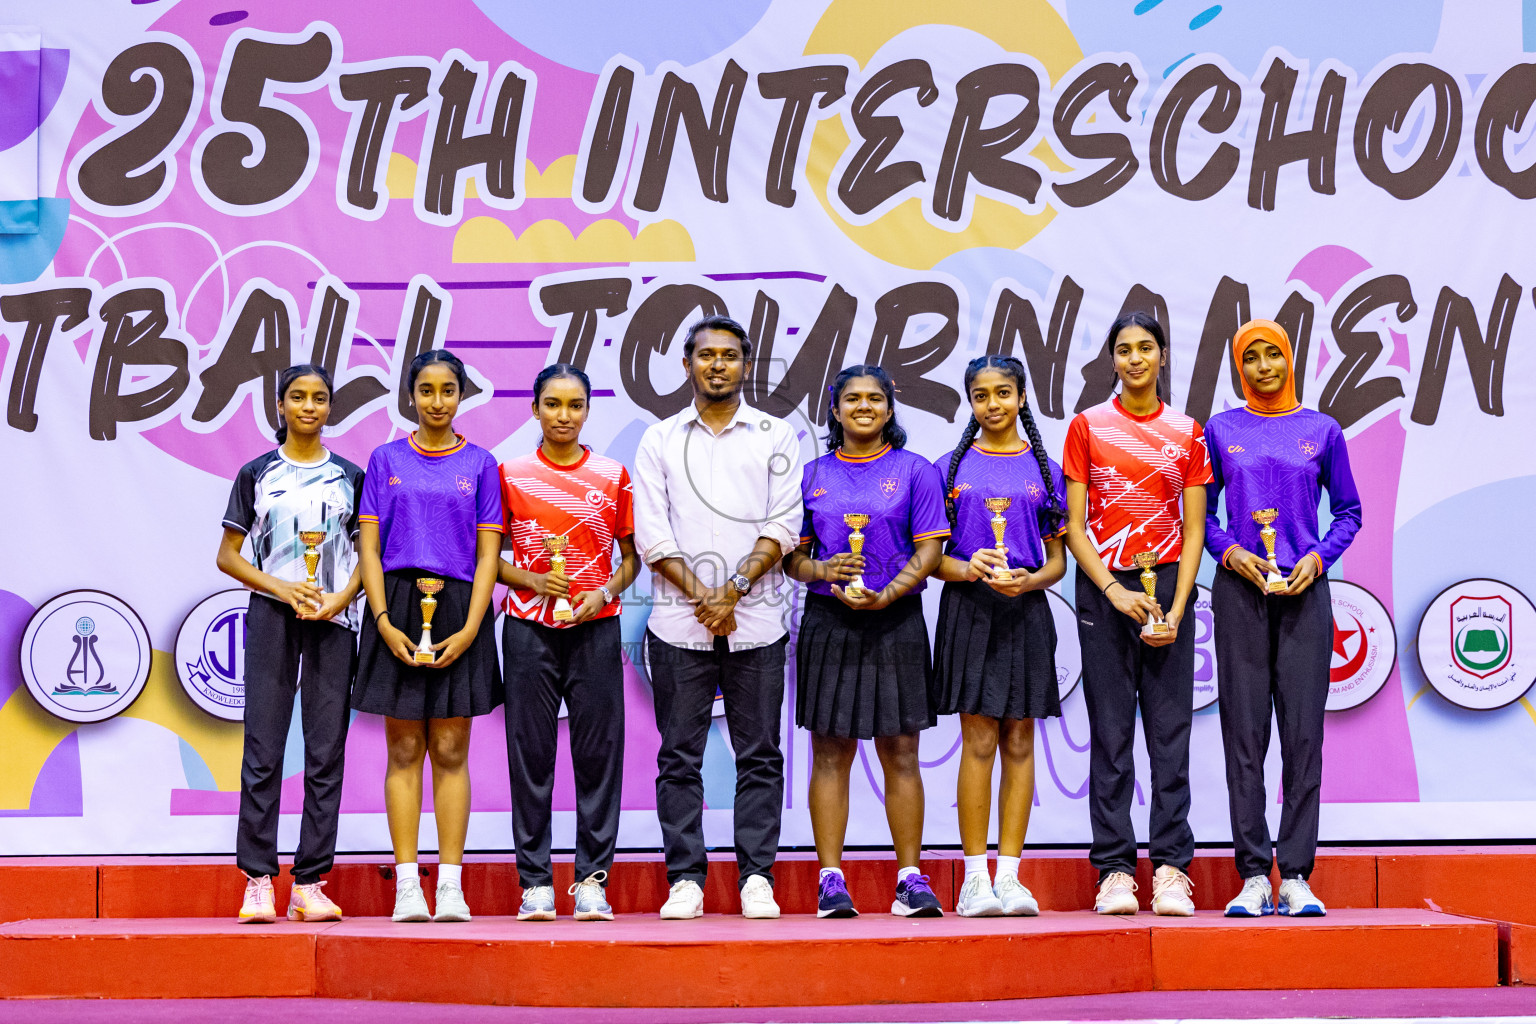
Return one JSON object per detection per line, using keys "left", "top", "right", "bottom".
{"left": 795, "top": 592, "right": 935, "bottom": 739}
{"left": 931, "top": 581, "right": 1060, "bottom": 720}
{"left": 351, "top": 570, "right": 504, "bottom": 720}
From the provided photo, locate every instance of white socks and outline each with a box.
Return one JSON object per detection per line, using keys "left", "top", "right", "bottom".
{"left": 963, "top": 854, "right": 989, "bottom": 879}
{"left": 897, "top": 865, "right": 919, "bottom": 881}
{"left": 997, "top": 855, "right": 1021, "bottom": 882}
{"left": 395, "top": 862, "right": 418, "bottom": 890}
{"left": 819, "top": 866, "right": 844, "bottom": 880}
{"left": 439, "top": 863, "right": 463, "bottom": 887}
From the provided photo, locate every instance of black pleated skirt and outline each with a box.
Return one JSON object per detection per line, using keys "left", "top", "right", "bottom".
{"left": 931, "top": 581, "right": 1060, "bottom": 720}
{"left": 351, "top": 570, "right": 504, "bottom": 720}
{"left": 795, "top": 592, "right": 935, "bottom": 739}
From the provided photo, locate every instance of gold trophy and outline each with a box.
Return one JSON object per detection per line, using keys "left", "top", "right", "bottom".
{"left": 414, "top": 578, "right": 444, "bottom": 664}
{"left": 1252, "top": 508, "right": 1287, "bottom": 593}
{"left": 544, "top": 536, "right": 574, "bottom": 622}
{"left": 1134, "top": 551, "right": 1168, "bottom": 635}
{"left": 984, "top": 497, "right": 1014, "bottom": 582}
{"left": 843, "top": 513, "right": 871, "bottom": 591}
{"left": 298, "top": 530, "right": 326, "bottom": 587}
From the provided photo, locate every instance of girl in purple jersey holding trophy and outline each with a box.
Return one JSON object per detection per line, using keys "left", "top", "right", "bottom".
{"left": 932, "top": 355, "right": 1068, "bottom": 918}
{"left": 784, "top": 366, "right": 950, "bottom": 919}
{"left": 1204, "top": 320, "right": 1361, "bottom": 919}
{"left": 352, "top": 350, "right": 505, "bottom": 924}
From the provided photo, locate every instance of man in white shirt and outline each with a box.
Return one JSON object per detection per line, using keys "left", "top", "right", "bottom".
{"left": 633, "top": 314, "right": 805, "bottom": 921}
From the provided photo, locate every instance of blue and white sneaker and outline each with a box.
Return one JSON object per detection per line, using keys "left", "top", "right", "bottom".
{"left": 517, "top": 884, "right": 556, "bottom": 921}
{"left": 892, "top": 873, "right": 944, "bottom": 917}
{"left": 1278, "top": 877, "right": 1326, "bottom": 916}
{"left": 1224, "top": 875, "right": 1274, "bottom": 917}
{"left": 817, "top": 872, "right": 858, "bottom": 918}
{"left": 569, "top": 871, "right": 613, "bottom": 921}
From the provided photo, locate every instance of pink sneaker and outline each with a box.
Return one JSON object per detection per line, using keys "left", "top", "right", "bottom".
{"left": 287, "top": 880, "right": 343, "bottom": 922}
{"left": 239, "top": 874, "right": 276, "bottom": 924}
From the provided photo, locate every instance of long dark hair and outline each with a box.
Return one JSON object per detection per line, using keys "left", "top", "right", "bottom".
{"left": 533, "top": 362, "right": 592, "bottom": 400}
{"left": 823, "top": 364, "right": 907, "bottom": 452}
{"left": 274, "top": 363, "right": 334, "bottom": 445}
{"left": 944, "top": 355, "right": 1065, "bottom": 535}
{"left": 408, "top": 348, "right": 468, "bottom": 392}
{"left": 1104, "top": 310, "right": 1168, "bottom": 401}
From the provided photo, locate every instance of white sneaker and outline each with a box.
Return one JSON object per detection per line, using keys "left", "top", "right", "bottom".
{"left": 1095, "top": 871, "right": 1139, "bottom": 914}
{"left": 955, "top": 872, "right": 1004, "bottom": 917}
{"left": 517, "top": 885, "right": 556, "bottom": 921}
{"left": 993, "top": 873, "right": 1040, "bottom": 916}
{"left": 660, "top": 879, "right": 704, "bottom": 920}
{"left": 1151, "top": 865, "right": 1194, "bottom": 916}
{"left": 569, "top": 871, "right": 613, "bottom": 922}
{"left": 1278, "top": 876, "right": 1326, "bottom": 916}
{"left": 740, "top": 874, "right": 780, "bottom": 919}
{"left": 392, "top": 879, "right": 430, "bottom": 922}
{"left": 433, "top": 881, "right": 472, "bottom": 922}
{"left": 1224, "top": 875, "right": 1274, "bottom": 917}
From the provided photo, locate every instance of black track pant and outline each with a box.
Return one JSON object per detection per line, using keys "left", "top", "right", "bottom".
{"left": 646, "top": 632, "right": 786, "bottom": 889}
{"left": 1076, "top": 564, "right": 1195, "bottom": 879}
{"left": 236, "top": 595, "right": 355, "bottom": 884}
{"left": 1212, "top": 567, "right": 1332, "bottom": 879}
{"left": 502, "top": 615, "right": 624, "bottom": 888}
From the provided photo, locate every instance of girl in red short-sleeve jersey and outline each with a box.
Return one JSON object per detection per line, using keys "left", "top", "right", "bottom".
{"left": 1062, "top": 311, "right": 1210, "bottom": 919}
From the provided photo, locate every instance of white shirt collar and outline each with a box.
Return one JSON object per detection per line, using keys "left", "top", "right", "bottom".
{"left": 680, "top": 397, "right": 754, "bottom": 435}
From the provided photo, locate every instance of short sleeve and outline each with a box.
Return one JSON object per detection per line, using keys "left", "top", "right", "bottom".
{"left": 909, "top": 460, "right": 950, "bottom": 541}
{"left": 1185, "top": 421, "right": 1214, "bottom": 486}
{"left": 1062, "top": 414, "right": 1091, "bottom": 483}
{"left": 358, "top": 447, "right": 389, "bottom": 523}
{"left": 615, "top": 465, "right": 635, "bottom": 538}
{"left": 476, "top": 453, "right": 504, "bottom": 531}
{"left": 221, "top": 461, "right": 257, "bottom": 534}
{"left": 798, "top": 462, "right": 816, "bottom": 546}
{"left": 344, "top": 461, "right": 364, "bottom": 539}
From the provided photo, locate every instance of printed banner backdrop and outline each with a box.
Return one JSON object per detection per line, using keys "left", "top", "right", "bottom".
{"left": 1, "top": 0, "right": 1534, "bottom": 855}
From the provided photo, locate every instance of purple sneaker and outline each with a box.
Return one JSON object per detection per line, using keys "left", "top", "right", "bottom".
{"left": 817, "top": 872, "right": 858, "bottom": 918}
{"left": 892, "top": 873, "right": 944, "bottom": 917}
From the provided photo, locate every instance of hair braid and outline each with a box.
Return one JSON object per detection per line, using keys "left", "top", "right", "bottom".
{"left": 944, "top": 415, "right": 981, "bottom": 533}
{"left": 1018, "top": 402, "right": 1065, "bottom": 534}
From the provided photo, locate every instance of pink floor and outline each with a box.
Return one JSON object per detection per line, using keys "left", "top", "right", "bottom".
{"left": 4, "top": 990, "right": 1536, "bottom": 1023}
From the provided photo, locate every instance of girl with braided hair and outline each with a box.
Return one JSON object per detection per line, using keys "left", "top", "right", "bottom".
{"left": 930, "top": 355, "right": 1067, "bottom": 917}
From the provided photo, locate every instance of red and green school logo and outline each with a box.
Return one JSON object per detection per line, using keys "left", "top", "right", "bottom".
{"left": 1416, "top": 579, "right": 1536, "bottom": 711}
{"left": 1450, "top": 595, "right": 1512, "bottom": 678}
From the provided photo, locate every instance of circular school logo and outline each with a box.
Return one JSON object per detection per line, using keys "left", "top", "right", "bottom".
{"left": 174, "top": 590, "right": 250, "bottom": 721}
{"left": 1046, "top": 588, "right": 1081, "bottom": 701}
{"left": 1416, "top": 579, "right": 1536, "bottom": 711}
{"left": 1190, "top": 584, "right": 1219, "bottom": 711}
{"left": 1327, "top": 581, "right": 1396, "bottom": 712}
{"left": 20, "top": 590, "right": 152, "bottom": 723}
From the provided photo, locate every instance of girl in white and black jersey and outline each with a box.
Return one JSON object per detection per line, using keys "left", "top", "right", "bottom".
{"left": 216, "top": 364, "right": 364, "bottom": 925}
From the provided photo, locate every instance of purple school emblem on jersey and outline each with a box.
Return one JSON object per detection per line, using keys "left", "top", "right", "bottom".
{"left": 879, "top": 477, "right": 899, "bottom": 498}
{"left": 1026, "top": 481, "right": 1043, "bottom": 500}
{"left": 456, "top": 474, "right": 473, "bottom": 496}
{"left": 1298, "top": 438, "right": 1318, "bottom": 456}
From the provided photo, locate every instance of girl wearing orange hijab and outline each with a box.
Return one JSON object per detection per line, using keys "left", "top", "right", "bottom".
{"left": 1203, "top": 320, "right": 1362, "bottom": 918}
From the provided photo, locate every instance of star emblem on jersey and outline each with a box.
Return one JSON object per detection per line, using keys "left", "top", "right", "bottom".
{"left": 1160, "top": 442, "right": 1182, "bottom": 460}
{"left": 879, "top": 477, "right": 899, "bottom": 497}
{"left": 455, "top": 474, "right": 473, "bottom": 496}
{"left": 585, "top": 488, "right": 607, "bottom": 506}
{"left": 1298, "top": 439, "right": 1318, "bottom": 456}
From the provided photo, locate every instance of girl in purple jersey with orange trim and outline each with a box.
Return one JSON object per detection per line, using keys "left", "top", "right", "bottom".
{"left": 1205, "top": 320, "right": 1361, "bottom": 919}
{"left": 784, "top": 366, "right": 949, "bottom": 919}
{"left": 352, "top": 350, "right": 504, "bottom": 925}
{"left": 931, "top": 355, "right": 1068, "bottom": 918}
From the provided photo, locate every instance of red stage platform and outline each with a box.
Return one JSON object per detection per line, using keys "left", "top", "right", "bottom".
{"left": 0, "top": 847, "right": 1528, "bottom": 1006}
{"left": 0, "top": 909, "right": 1497, "bottom": 1006}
